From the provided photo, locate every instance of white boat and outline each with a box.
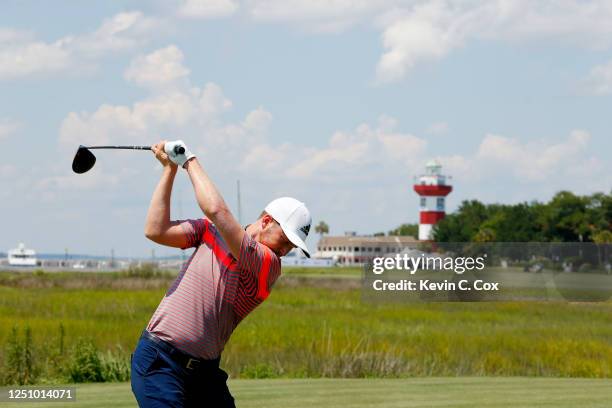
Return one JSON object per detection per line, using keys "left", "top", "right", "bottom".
{"left": 8, "top": 243, "right": 38, "bottom": 267}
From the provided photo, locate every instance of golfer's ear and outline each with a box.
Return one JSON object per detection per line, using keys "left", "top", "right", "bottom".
{"left": 260, "top": 214, "right": 273, "bottom": 229}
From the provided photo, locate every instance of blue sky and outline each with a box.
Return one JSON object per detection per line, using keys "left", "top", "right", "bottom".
{"left": 1, "top": 1, "right": 611, "bottom": 257}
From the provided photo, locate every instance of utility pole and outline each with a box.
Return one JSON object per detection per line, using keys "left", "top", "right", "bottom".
{"left": 237, "top": 179, "right": 242, "bottom": 226}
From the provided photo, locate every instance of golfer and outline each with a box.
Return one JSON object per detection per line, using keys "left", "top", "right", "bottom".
{"left": 131, "top": 140, "right": 312, "bottom": 407}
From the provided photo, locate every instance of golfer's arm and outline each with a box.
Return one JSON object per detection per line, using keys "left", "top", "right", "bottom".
{"left": 184, "top": 158, "right": 244, "bottom": 257}
{"left": 144, "top": 166, "right": 188, "bottom": 248}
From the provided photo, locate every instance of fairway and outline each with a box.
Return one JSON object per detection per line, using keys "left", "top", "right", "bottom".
{"left": 3, "top": 378, "right": 612, "bottom": 408}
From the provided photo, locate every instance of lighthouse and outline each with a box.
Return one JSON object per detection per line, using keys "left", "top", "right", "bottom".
{"left": 413, "top": 160, "right": 453, "bottom": 240}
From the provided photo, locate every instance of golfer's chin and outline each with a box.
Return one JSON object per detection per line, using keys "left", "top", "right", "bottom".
{"left": 266, "top": 245, "right": 285, "bottom": 258}
{"left": 257, "top": 240, "right": 286, "bottom": 258}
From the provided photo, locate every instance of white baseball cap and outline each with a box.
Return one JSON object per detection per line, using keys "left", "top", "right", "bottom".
{"left": 265, "top": 197, "right": 312, "bottom": 258}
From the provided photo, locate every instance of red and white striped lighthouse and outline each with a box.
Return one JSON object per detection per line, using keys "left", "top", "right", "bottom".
{"left": 413, "top": 160, "right": 452, "bottom": 240}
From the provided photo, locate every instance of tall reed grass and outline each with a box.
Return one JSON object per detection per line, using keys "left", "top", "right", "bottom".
{"left": 1, "top": 270, "right": 611, "bottom": 384}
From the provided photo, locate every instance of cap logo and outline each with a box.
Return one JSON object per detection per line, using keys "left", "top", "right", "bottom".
{"left": 300, "top": 224, "right": 311, "bottom": 236}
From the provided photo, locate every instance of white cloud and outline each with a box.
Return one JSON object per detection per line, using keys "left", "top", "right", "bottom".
{"left": 242, "top": 107, "right": 273, "bottom": 133}
{"left": 242, "top": 1, "right": 612, "bottom": 82}
{"left": 59, "top": 45, "right": 243, "bottom": 150}
{"left": 0, "top": 28, "right": 34, "bottom": 43}
{"left": 426, "top": 121, "right": 449, "bottom": 135}
{"left": 70, "top": 11, "right": 162, "bottom": 57}
{"left": 378, "top": 130, "right": 612, "bottom": 190}
{"left": 238, "top": 119, "right": 600, "bottom": 193}
{"left": 230, "top": 116, "right": 576, "bottom": 236}
{"left": 0, "top": 40, "right": 73, "bottom": 79}
{"left": 376, "top": 1, "right": 612, "bottom": 82}
{"left": 376, "top": 2, "right": 467, "bottom": 82}
{"left": 197, "top": 82, "right": 233, "bottom": 118}
{"left": 472, "top": 130, "right": 592, "bottom": 182}
{"left": 4, "top": 2, "right": 611, "bottom": 84}
{"left": 247, "top": 0, "right": 394, "bottom": 32}
{"left": 53, "top": 72, "right": 275, "bottom": 220}
{"left": 0, "top": 164, "right": 17, "bottom": 179}
{"left": 59, "top": 75, "right": 267, "bottom": 164}
{"left": 434, "top": 153, "right": 475, "bottom": 180}
{"left": 239, "top": 115, "right": 427, "bottom": 182}
{"left": 124, "top": 45, "right": 190, "bottom": 89}
{"left": 0, "top": 119, "right": 21, "bottom": 141}
{"left": 60, "top": 91, "right": 199, "bottom": 147}
{"left": 0, "top": 11, "right": 160, "bottom": 80}
{"left": 433, "top": 129, "right": 610, "bottom": 205}
{"left": 582, "top": 59, "right": 612, "bottom": 95}
{"left": 488, "top": 0, "right": 612, "bottom": 48}
{"left": 177, "top": 0, "right": 239, "bottom": 19}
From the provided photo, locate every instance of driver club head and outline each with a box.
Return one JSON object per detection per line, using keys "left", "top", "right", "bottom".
{"left": 72, "top": 146, "right": 96, "bottom": 174}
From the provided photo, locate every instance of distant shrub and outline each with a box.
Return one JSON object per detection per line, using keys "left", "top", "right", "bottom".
{"left": 3, "top": 325, "right": 39, "bottom": 385}
{"left": 67, "top": 338, "right": 130, "bottom": 383}
{"left": 41, "top": 323, "right": 67, "bottom": 382}
{"left": 100, "top": 348, "right": 130, "bottom": 382}
{"left": 67, "top": 339, "right": 104, "bottom": 382}
{"left": 240, "top": 363, "right": 280, "bottom": 379}
{"left": 307, "top": 332, "right": 406, "bottom": 378}
{"left": 123, "top": 263, "right": 174, "bottom": 279}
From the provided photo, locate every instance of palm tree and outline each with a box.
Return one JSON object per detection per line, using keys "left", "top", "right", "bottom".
{"left": 314, "top": 221, "right": 329, "bottom": 237}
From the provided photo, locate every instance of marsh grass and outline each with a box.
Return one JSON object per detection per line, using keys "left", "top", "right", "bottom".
{"left": 0, "top": 270, "right": 611, "bottom": 384}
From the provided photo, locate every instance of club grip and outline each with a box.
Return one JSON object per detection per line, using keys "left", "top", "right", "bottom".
{"left": 174, "top": 145, "right": 185, "bottom": 155}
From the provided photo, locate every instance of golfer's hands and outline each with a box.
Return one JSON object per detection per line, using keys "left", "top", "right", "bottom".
{"left": 152, "top": 140, "right": 177, "bottom": 170}
{"left": 164, "top": 140, "right": 195, "bottom": 168}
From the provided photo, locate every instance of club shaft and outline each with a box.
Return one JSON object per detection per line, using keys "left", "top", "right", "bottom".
{"left": 83, "top": 145, "right": 151, "bottom": 150}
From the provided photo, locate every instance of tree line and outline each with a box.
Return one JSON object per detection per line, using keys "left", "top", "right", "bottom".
{"left": 389, "top": 191, "right": 611, "bottom": 243}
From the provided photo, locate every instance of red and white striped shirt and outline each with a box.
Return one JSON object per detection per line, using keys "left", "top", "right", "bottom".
{"left": 146, "top": 218, "right": 281, "bottom": 359}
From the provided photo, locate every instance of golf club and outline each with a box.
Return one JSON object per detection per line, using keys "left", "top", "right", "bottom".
{"left": 72, "top": 144, "right": 185, "bottom": 174}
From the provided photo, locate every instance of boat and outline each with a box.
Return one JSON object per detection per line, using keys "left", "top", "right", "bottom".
{"left": 8, "top": 243, "right": 38, "bottom": 266}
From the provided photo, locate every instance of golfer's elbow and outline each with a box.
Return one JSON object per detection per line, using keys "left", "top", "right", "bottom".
{"left": 144, "top": 228, "right": 160, "bottom": 241}
{"left": 144, "top": 223, "right": 164, "bottom": 241}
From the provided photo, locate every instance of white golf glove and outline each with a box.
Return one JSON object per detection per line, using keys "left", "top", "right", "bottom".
{"left": 164, "top": 140, "right": 195, "bottom": 168}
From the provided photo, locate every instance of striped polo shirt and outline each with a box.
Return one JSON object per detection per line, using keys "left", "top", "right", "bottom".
{"left": 146, "top": 218, "right": 281, "bottom": 359}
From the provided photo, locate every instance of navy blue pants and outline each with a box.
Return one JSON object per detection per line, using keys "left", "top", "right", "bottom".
{"left": 131, "top": 335, "right": 235, "bottom": 408}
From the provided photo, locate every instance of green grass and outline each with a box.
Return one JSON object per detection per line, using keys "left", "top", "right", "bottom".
{"left": 1, "top": 270, "right": 612, "bottom": 381}
{"left": 281, "top": 266, "right": 363, "bottom": 278}
{"left": 3, "top": 378, "right": 612, "bottom": 407}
